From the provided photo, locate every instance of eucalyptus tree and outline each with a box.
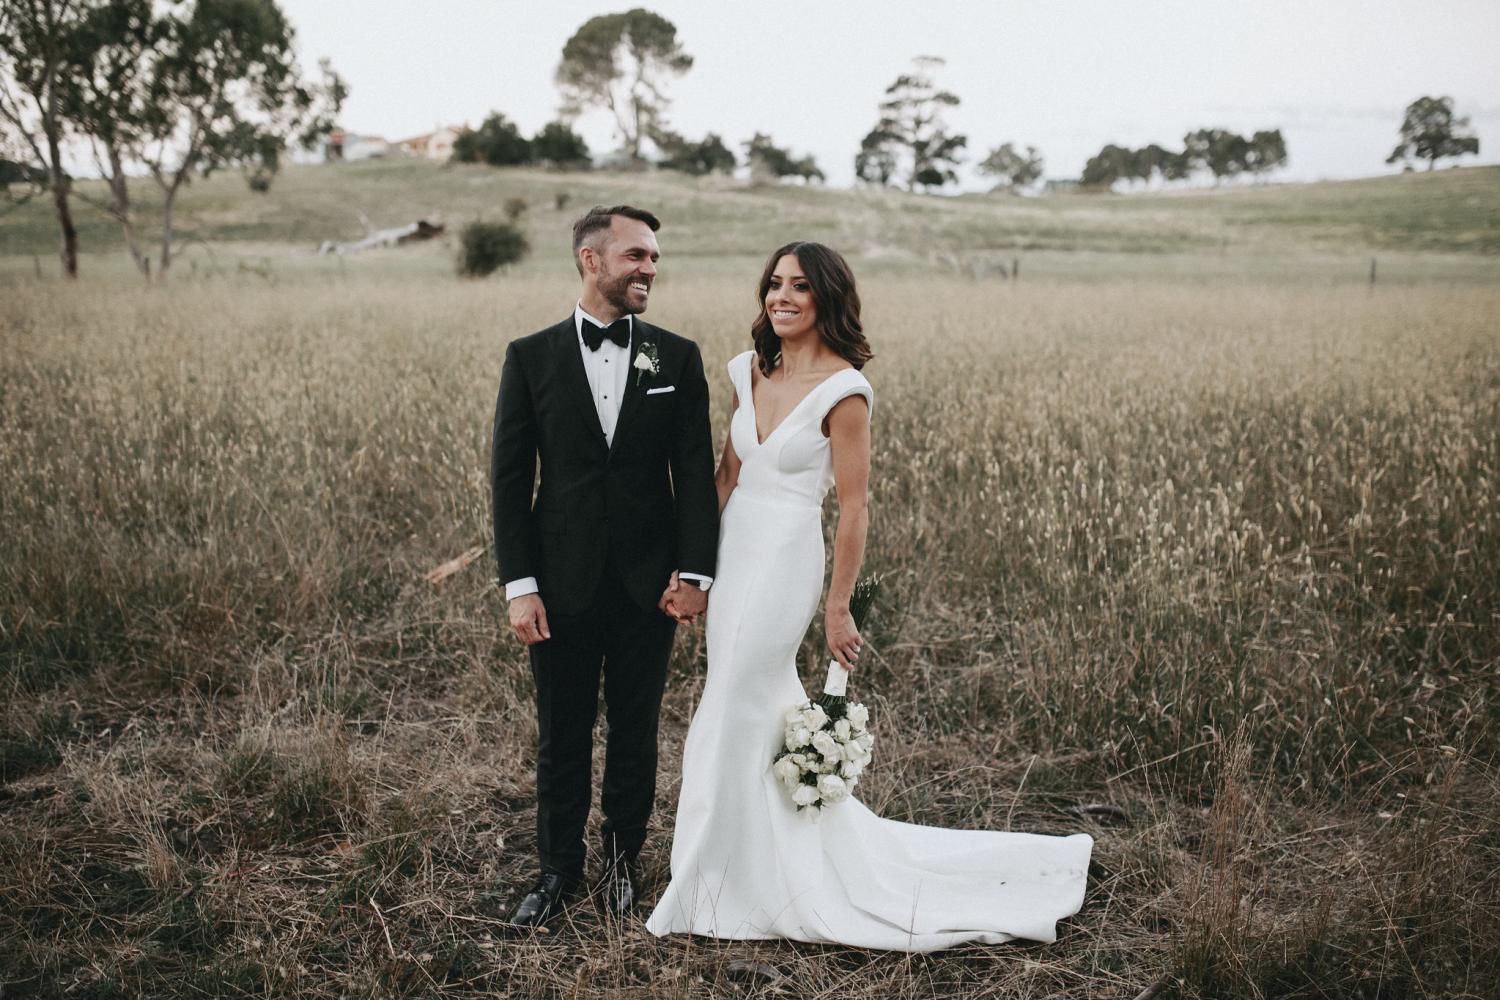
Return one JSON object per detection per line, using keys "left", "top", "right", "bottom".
{"left": 555, "top": 8, "right": 692, "bottom": 166}
{"left": 978, "top": 142, "right": 1043, "bottom": 190}
{"left": 1387, "top": 96, "right": 1479, "bottom": 171}
{"left": 0, "top": 0, "right": 94, "bottom": 277}
{"left": 744, "top": 132, "right": 822, "bottom": 185}
{"left": 1245, "top": 129, "right": 1288, "bottom": 180}
{"left": 62, "top": 0, "right": 158, "bottom": 276}
{"left": 1080, "top": 144, "right": 1131, "bottom": 189}
{"left": 133, "top": 0, "right": 343, "bottom": 278}
{"left": 861, "top": 56, "right": 966, "bottom": 191}
{"left": 1183, "top": 129, "right": 1250, "bottom": 184}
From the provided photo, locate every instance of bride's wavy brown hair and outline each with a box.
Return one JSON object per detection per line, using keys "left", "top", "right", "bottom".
{"left": 751, "top": 242, "right": 873, "bottom": 376}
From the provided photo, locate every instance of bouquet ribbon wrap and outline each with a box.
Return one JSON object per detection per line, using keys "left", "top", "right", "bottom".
{"left": 823, "top": 660, "right": 850, "bottom": 698}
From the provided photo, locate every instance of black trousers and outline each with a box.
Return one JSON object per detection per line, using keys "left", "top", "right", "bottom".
{"left": 529, "top": 564, "right": 676, "bottom": 882}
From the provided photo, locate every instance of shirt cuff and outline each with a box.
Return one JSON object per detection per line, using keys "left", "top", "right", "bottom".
{"left": 504, "top": 577, "right": 540, "bottom": 601}
{"left": 678, "top": 573, "right": 713, "bottom": 591}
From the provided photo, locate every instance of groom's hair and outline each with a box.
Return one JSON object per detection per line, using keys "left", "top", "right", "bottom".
{"left": 572, "top": 205, "right": 661, "bottom": 276}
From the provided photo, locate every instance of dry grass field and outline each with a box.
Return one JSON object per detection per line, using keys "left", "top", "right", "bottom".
{"left": 1, "top": 164, "right": 1498, "bottom": 998}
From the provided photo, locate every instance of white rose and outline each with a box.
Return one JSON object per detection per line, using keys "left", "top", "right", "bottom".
{"left": 773, "top": 756, "right": 801, "bottom": 785}
{"left": 846, "top": 703, "right": 869, "bottom": 727}
{"left": 811, "top": 730, "right": 841, "bottom": 761}
{"left": 792, "top": 784, "right": 820, "bottom": 807}
{"left": 833, "top": 719, "right": 852, "bottom": 741}
{"left": 785, "top": 706, "right": 806, "bottom": 727}
{"left": 788, "top": 727, "right": 812, "bottom": 750}
{"left": 633, "top": 352, "right": 653, "bottom": 372}
{"left": 841, "top": 758, "right": 865, "bottom": 780}
{"left": 856, "top": 732, "right": 874, "bottom": 751}
{"left": 817, "top": 774, "right": 849, "bottom": 803}
{"left": 803, "top": 704, "right": 829, "bottom": 730}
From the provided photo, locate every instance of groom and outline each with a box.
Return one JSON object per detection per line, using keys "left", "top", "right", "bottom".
{"left": 490, "top": 205, "right": 718, "bottom": 930}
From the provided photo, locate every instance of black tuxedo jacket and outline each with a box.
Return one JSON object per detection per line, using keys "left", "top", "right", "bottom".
{"left": 490, "top": 315, "right": 719, "bottom": 616}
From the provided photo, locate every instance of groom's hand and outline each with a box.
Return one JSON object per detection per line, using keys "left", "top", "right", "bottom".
{"left": 658, "top": 571, "right": 707, "bottom": 625}
{"left": 508, "top": 593, "right": 551, "bottom": 645}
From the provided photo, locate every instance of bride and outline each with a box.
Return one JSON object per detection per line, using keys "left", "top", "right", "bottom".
{"left": 645, "top": 242, "right": 1093, "bottom": 952}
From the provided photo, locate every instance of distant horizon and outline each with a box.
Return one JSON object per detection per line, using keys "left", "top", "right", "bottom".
{"left": 287, "top": 145, "right": 1496, "bottom": 196}
{"left": 276, "top": 0, "right": 1500, "bottom": 192}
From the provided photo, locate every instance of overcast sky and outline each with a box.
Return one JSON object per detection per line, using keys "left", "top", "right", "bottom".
{"left": 279, "top": 0, "right": 1500, "bottom": 188}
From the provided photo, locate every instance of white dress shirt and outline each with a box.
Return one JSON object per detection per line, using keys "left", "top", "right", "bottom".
{"left": 503, "top": 303, "right": 711, "bottom": 601}
{"left": 575, "top": 303, "right": 633, "bottom": 447}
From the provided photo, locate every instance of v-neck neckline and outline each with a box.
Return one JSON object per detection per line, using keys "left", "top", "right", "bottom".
{"left": 748, "top": 364, "right": 853, "bottom": 447}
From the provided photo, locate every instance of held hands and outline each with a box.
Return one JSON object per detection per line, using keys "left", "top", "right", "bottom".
{"left": 825, "top": 604, "right": 864, "bottom": 671}
{"left": 658, "top": 570, "right": 707, "bottom": 625}
{"left": 508, "top": 593, "right": 551, "bottom": 646}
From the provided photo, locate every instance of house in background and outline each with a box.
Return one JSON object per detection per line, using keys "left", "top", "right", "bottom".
{"left": 394, "top": 125, "right": 469, "bottom": 161}
{"left": 326, "top": 130, "right": 391, "bottom": 162}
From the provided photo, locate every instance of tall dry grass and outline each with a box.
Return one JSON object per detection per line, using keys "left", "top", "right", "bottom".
{"left": 1, "top": 275, "right": 1496, "bottom": 997}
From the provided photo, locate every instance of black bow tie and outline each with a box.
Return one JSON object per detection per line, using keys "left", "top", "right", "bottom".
{"left": 582, "top": 317, "right": 630, "bottom": 351}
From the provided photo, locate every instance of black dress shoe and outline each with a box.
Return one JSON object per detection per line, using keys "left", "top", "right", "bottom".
{"left": 595, "top": 859, "right": 639, "bottom": 918}
{"left": 505, "top": 873, "right": 575, "bottom": 932}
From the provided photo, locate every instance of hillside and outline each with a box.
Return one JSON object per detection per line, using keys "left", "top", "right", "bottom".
{"left": 3, "top": 160, "right": 1499, "bottom": 282}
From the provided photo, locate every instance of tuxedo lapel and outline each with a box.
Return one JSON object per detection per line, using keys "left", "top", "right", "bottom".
{"left": 551, "top": 319, "right": 608, "bottom": 454}
{"left": 608, "top": 321, "right": 652, "bottom": 461}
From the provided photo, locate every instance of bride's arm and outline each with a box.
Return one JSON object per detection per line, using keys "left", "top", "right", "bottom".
{"left": 714, "top": 391, "right": 742, "bottom": 513}
{"left": 824, "top": 394, "right": 871, "bottom": 670}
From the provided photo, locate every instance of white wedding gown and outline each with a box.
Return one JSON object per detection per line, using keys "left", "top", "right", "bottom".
{"left": 645, "top": 351, "right": 1093, "bottom": 952}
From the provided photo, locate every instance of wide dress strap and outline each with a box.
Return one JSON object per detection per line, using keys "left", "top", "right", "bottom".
{"left": 727, "top": 350, "right": 755, "bottom": 404}
{"left": 816, "top": 369, "right": 875, "bottom": 428}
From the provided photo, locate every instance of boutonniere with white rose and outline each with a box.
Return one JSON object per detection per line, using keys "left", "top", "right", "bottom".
{"left": 634, "top": 341, "right": 660, "bottom": 386}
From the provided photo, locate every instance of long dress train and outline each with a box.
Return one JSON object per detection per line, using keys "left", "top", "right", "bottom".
{"left": 645, "top": 351, "right": 1092, "bottom": 952}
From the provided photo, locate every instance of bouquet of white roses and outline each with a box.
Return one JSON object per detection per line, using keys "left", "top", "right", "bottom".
{"left": 773, "top": 577, "right": 880, "bottom": 812}
{"left": 774, "top": 697, "right": 874, "bottom": 810}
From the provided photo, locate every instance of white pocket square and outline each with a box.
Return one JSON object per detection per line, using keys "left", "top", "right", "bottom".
{"left": 646, "top": 385, "right": 676, "bottom": 395}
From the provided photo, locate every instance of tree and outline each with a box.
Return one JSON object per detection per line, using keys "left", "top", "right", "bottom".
{"left": 743, "top": 132, "right": 823, "bottom": 185}
{"left": 1387, "top": 96, "right": 1479, "bottom": 171}
{"left": 861, "top": 56, "right": 966, "bottom": 191}
{"left": 1244, "top": 129, "right": 1287, "bottom": 180}
{"left": 62, "top": 0, "right": 160, "bottom": 277}
{"left": 555, "top": 8, "right": 691, "bottom": 166}
{"left": 452, "top": 112, "right": 532, "bottom": 166}
{"left": 530, "top": 120, "right": 589, "bottom": 168}
{"left": 1080, "top": 143, "right": 1131, "bottom": 189}
{"left": 1123, "top": 144, "right": 1164, "bottom": 187}
{"left": 978, "top": 142, "right": 1043, "bottom": 190}
{"left": 854, "top": 128, "right": 896, "bottom": 186}
{"left": 0, "top": 0, "right": 95, "bottom": 278}
{"left": 106, "top": 0, "right": 343, "bottom": 279}
{"left": 653, "top": 129, "right": 733, "bottom": 175}
{"left": 1183, "top": 128, "right": 1250, "bottom": 184}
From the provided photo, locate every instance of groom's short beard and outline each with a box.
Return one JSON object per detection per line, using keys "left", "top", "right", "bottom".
{"left": 600, "top": 264, "right": 649, "bottom": 315}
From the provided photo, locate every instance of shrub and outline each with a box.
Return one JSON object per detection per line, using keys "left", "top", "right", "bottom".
{"left": 451, "top": 112, "right": 532, "bottom": 167}
{"left": 532, "top": 121, "right": 590, "bottom": 168}
{"left": 503, "top": 197, "right": 527, "bottom": 222}
{"left": 457, "top": 220, "right": 528, "bottom": 277}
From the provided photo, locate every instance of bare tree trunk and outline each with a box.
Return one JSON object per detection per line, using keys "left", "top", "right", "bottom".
{"left": 47, "top": 160, "right": 78, "bottom": 278}
{"left": 104, "top": 144, "right": 150, "bottom": 279}
{"left": 41, "top": 56, "right": 78, "bottom": 278}
{"left": 159, "top": 184, "right": 176, "bottom": 278}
